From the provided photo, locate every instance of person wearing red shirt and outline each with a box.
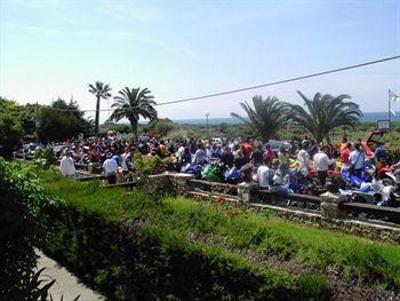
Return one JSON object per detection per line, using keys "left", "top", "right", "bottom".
{"left": 242, "top": 138, "right": 253, "bottom": 159}
{"left": 340, "top": 142, "right": 352, "bottom": 168}
{"left": 263, "top": 144, "right": 275, "bottom": 162}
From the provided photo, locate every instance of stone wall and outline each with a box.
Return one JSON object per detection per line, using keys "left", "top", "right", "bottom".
{"left": 166, "top": 173, "right": 400, "bottom": 244}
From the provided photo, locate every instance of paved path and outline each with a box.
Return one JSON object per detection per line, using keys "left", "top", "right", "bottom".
{"left": 36, "top": 250, "right": 106, "bottom": 301}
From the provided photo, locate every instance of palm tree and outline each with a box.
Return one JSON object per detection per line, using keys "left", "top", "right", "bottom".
{"left": 231, "top": 96, "right": 289, "bottom": 143}
{"left": 289, "top": 91, "right": 362, "bottom": 143}
{"left": 110, "top": 87, "right": 157, "bottom": 137}
{"left": 88, "top": 81, "right": 112, "bottom": 134}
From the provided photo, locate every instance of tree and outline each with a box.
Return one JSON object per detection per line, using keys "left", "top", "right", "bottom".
{"left": 289, "top": 91, "right": 362, "bottom": 143}
{"left": 17, "top": 103, "right": 37, "bottom": 139}
{"left": 37, "top": 98, "right": 92, "bottom": 142}
{"left": 88, "top": 81, "right": 112, "bottom": 134}
{"left": 230, "top": 96, "right": 289, "bottom": 142}
{"left": 110, "top": 87, "right": 157, "bottom": 137}
{"left": 145, "top": 118, "right": 176, "bottom": 137}
{"left": 0, "top": 98, "right": 24, "bottom": 156}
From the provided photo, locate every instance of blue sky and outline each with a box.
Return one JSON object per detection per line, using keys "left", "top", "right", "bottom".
{"left": 0, "top": 0, "right": 399, "bottom": 122}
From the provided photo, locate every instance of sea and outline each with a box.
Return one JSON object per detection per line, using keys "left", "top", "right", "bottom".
{"left": 173, "top": 112, "right": 398, "bottom": 125}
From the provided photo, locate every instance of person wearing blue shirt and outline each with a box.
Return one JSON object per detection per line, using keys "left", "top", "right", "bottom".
{"left": 374, "top": 142, "right": 388, "bottom": 163}
{"left": 349, "top": 143, "right": 366, "bottom": 176}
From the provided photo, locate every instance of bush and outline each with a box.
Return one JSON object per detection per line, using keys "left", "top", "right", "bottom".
{"left": 40, "top": 194, "right": 301, "bottom": 300}
{"left": 34, "top": 146, "right": 57, "bottom": 169}
{"left": 35, "top": 169, "right": 400, "bottom": 299}
{"left": 34, "top": 171, "right": 331, "bottom": 300}
{"left": 0, "top": 159, "right": 54, "bottom": 300}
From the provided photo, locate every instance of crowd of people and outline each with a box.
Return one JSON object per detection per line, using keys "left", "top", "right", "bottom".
{"left": 55, "top": 131, "right": 399, "bottom": 206}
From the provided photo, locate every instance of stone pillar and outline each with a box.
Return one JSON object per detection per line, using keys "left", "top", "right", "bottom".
{"left": 237, "top": 182, "right": 258, "bottom": 203}
{"left": 320, "top": 191, "right": 344, "bottom": 220}
{"left": 88, "top": 163, "right": 93, "bottom": 175}
{"left": 168, "top": 173, "right": 195, "bottom": 195}
{"left": 236, "top": 163, "right": 258, "bottom": 203}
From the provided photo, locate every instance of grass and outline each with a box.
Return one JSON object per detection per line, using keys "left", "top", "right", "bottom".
{"left": 36, "top": 168, "right": 400, "bottom": 292}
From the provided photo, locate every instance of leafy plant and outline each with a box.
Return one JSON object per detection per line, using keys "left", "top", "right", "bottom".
{"left": 34, "top": 146, "right": 57, "bottom": 169}
{"left": 0, "top": 159, "right": 53, "bottom": 299}
{"left": 133, "top": 151, "right": 167, "bottom": 180}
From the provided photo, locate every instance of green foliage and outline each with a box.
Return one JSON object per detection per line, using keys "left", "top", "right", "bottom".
{"left": 297, "top": 273, "right": 331, "bottom": 300}
{"left": 18, "top": 103, "right": 37, "bottom": 138}
{"left": 34, "top": 146, "right": 57, "bottom": 169}
{"left": 110, "top": 87, "right": 157, "bottom": 137}
{"left": 37, "top": 98, "right": 93, "bottom": 142}
{"left": 35, "top": 169, "right": 400, "bottom": 299}
{"left": 231, "top": 96, "right": 290, "bottom": 142}
{"left": 290, "top": 91, "right": 362, "bottom": 143}
{"left": 144, "top": 118, "right": 176, "bottom": 137}
{"left": 98, "top": 120, "right": 132, "bottom": 136}
{"left": 384, "top": 131, "right": 400, "bottom": 161}
{"left": 133, "top": 151, "right": 167, "bottom": 181}
{"left": 35, "top": 170, "right": 325, "bottom": 300}
{"left": 0, "top": 159, "right": 53, "bottom": 299}
{"left": 0, "top": 97, "right": 24, "bottom": 156}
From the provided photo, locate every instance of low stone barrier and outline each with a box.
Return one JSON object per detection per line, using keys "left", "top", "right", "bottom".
{"left": 68, "top": 170, "right": 400, "bottom": 244}
{"left": 167, "top": 174, "right": 400, "bottom": 244}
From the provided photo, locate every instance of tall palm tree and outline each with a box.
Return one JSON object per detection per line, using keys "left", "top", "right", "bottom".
{"left": 289, "top": 91, "right": 362, "bottom": 143}
{"left": 110, "top": 87, "right": 157, "bottom": 137}
{"left": 88, "top": 81, "right": 112, "bottom": 134}
{"left": 231, "top": 96, "right": 289, "bottom": 143}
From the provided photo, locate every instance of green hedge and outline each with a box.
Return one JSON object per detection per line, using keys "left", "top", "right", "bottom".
{"left": 37, "top": 170, "right": 400, "bottom": 292}
{"left": 0, "top": 159, "right": 54, "bottom": 300}
{"left": 33, "top": 170, "right": 331, "bottom": 300}
{"left": 40, "top": 193, "right": 322, "bottom": 300}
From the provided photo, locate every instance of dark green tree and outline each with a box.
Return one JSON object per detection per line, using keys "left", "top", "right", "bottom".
{"left": 231, "top": 96, "right": 289, "bottom": 142}
{"left": 88, "top": 81, "right": 112, "bottom": 134}
{"left": 0, "top": 98, "right": 24, "bottom": 156}
{"left": 37, "top": 98, "right": 92, "bottom": 142}
{"left": 289, "top": 91, "right": 362, "bottom": 143}
{"left": 17, "top": 103, "right": 37, "bottom": 139}
{"left": 145, "top": 118, "right": 176, "bottom": 137}
{"left": 110, "top": 87, "right": 157, "bottom": 138}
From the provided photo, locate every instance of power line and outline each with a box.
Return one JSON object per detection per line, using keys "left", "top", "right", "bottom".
{"left": 42, "top": 55, "right": 400, "bottom": 112}
{"left": 156, "top": 55, "right": 400, "bottom": 106}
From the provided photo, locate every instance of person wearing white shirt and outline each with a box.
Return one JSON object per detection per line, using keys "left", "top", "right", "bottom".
{"left": 297, "top": 146, "right": 310, "bottom": 177}
{"left": 120, "top": 149, "right": 131, "bottom": 172}
{"left": 60, "top": 151, "right": 76, "bottom": 177}
{"left": 103, "top": 152, "right": 118, "bottom": 184}
{"left": 257, "top": 159, "right": 272, "bottom": 189}
{"left": 177, "top": 143, "right": 185, "bottom": 161}
{"left": 313, "top": 147, "right": 334, "bottom": 185}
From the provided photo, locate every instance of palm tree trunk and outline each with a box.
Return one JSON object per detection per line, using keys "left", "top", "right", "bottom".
{"left": 130, "top": 118, "right": 138, "bottom": 139}
{"left": 95, "top": 96, "right": 100, "bottom": 134}
{"left": 326, "top": 134, "right": 332, "bottom": 146}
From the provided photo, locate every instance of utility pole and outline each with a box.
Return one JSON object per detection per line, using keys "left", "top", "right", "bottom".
{"left": 388, "top": 89, "right": 392, "bottom": 131}
{"left": 205, "top": 111, "right": 210, "bottom": 141}
{"left": 35, "top": 102, "right": 40, "bottom": 143}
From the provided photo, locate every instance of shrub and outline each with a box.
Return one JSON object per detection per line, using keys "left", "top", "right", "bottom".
{"left": 0, "top": 159, "right": 54, "bottom": 299}
{"left": 34, "top": 146, "right": 57, "bottom": 169}
{"left": 34, "top": 171, "right": 331, "bottom": 300}
{"left": 40, "top": 198, "right": 301, "bottom": 300}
